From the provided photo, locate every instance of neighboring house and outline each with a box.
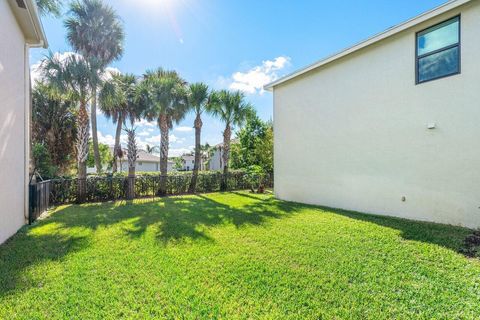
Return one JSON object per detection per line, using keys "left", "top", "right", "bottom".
{"left": 0, "top": 0, "right": 48, "bottom": 244}
{"left": 87, "top": 148, "right": 174, "bottom": 174}
{"left": 208, "top": 139, "right": 239, "bottom": 171}
{"left": 118, "top": 150, "right": 173, "bottom": 173}
{"left": 180, "top": 154, "right": 206, "bottom": 171}
{"left": 266, "top": 0, "right": 480, "bottom": 228}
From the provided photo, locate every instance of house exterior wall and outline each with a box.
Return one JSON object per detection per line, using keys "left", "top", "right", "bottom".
{"left": 273, "top": 2, "right": 480, "bottom": 228}
{"left": 117, "top": 160, "right": 172, "bottom": 173}
{"left": 209, "top": 148, "right": 223, "bottom": 171}
{"left": 0, "top": 2, "right": 28, "bottom": 243}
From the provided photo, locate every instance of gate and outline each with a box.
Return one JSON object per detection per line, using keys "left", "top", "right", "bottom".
{"left": 29, "top": 180, "right": 51, "bottom": 224}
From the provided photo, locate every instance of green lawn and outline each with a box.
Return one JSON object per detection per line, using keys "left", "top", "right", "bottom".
{"left": 1, "top": 192, "right": 479, "bottom": 319}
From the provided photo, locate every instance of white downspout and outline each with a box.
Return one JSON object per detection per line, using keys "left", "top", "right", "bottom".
{"left": 24, "top": 43, "right": 31, "bottom": 222}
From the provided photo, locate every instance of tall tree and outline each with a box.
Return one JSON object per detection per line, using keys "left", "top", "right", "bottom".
{"left": 232, "top": 111, "right": 273, "bottom": 174}
{"left": 65, "top": 0, "right": 125, "bottom": 174}
{"left": 99, "top": 73, "right": 139, "bottom": 173}
{"left": 186, "top": 83, "right": 211, "bottom": 193}
{"left": 137, "top": 69, "right": 188, "bottom": 195}
{"left": 32, "top": 83, "right": 77, "bottom": 176}
{"left": 209, "top": 90, "right": 252, "bottom": 190}
{"left": 36, "top": 0, "right": 63, "bottom": 17}
{"left": 41, "top": 53, "right": 101, "bottom": 202}
{"left": 125, "top": 128, "right": 138, "bottom": 200}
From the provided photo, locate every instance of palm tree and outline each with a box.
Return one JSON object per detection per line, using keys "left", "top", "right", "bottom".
{"left": 36, "top": 0, "right": 63, "bottom": 17}
{"left": 145, "top": 145, "right": 159, "bottom": 154}
{"left": 99, "top": 73, "right": 139, "bottom": 173}
{"left": 65, "top": 0, "right": 125, "bottom": 174}
{"left": 209, "top": 90, "right": 253, "bottom": 190}
{"left": 41, "top": 53, "right": 101, "bottom": 202}
{"left": 137, "top": 68, "right": 188, "bottom": 195}
{"left": 125, "top": 127, "right": 138, "bottom": 200}
{"left": 32, "top": 82, "right": 77, "bottom": 175}
{"left": 186, "top": 83, "right": 211, "bottom": 193}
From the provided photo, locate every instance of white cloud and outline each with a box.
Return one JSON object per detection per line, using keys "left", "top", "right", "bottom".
{"left": 144, "top": 134, "right": 185, "bottom": 146}
{"left": 137, "top": 118, "right": 156, "bottom": 127}
{"left": 138, "top": 130, "right": 151, "bottom": 137}
{"left": 145, "top": 135, "right": 160, "bottom": 145}
{"left": 170, "top": 147, "right": 194, "bottom": 157}
{"left": 170, "top": 134, "right": 186, "bottom": 144}
{"left": 222, "top": 56, "right": 291, "bottom": 95}
{"left": 101, "top": 67, "right": 121, "bottom": 81}
{"left": 97, "top": 131, "right": 116, "bottom": 146}
{"left": 174, "top": 126, "right": 193, "bottom": 132}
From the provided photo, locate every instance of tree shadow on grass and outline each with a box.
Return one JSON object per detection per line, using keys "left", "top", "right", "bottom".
{"left": 0, "top": 192, "right": 302, "bottom": 297}
{"left": 310, "top": 204, "right": 473, "bottom": 254}
{"left": 1, "top": 193, "right": 474, "bottom": 299}
{"left": 122, "top": 193, "right": 302, "bottom": 243}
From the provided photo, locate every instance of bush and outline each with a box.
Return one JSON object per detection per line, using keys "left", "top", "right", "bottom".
{"left": 245, "top": 165, "right": 267, "bottom": 193}
{"left": 32, "top": 143, "right": 57, "bottom": 179}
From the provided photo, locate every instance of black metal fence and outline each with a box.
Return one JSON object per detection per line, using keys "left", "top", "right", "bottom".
{"left": 29, "top": 180, "right": 51, "bottom": 224}
{"left": 28, "top": 172, "right": 273, "bottom": 223}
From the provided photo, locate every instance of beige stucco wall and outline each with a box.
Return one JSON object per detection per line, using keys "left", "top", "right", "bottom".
{"left": 0, "top": 1, "right": 28, "bottom": 243}
{"left": 274, "top": 2, "right": 480, "bottom": 228}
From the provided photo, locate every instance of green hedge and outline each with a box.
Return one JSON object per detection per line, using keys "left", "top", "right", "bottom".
{"left": 49, "top": 171, "right": 273, "bottom": 205}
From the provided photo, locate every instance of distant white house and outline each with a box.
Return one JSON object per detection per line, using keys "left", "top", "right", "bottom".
{"left": 180, "top": 154, "right": 206, "bottom": 171}
{"left": 208, "top": 139, "right": 238, "bottom": 171}
{"left": 87, "top": 149, "right": 174, "bottom": 174}
{"left": 266, "top": 0, "right": 480, "bottom": 228}
{"left": 0, "top": 0, "right": 48, "bottom": 244}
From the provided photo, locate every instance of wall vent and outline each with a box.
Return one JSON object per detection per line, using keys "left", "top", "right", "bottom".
{"left": 16, "top": 0, "right": 27, "bottom": 9}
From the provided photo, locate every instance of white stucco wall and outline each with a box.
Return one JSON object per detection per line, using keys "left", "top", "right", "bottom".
{"left": 117, "top": 160, "right": 173, "bottom": 173}
{"left": 209, "top": 149, "right": 223, "bottom": 171}
{"left": 273, "top": 2, "right": 480, "bottom": 228}
{"left": 0, "top": 2, "right": 28, "bottom": 243}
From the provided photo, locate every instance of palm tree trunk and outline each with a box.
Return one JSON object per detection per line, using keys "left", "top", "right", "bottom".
{"left": 188, "top": 113, "right": 202, "bottom": 193}
{"left": 112, "top": 115, "right": 123, "bottom": 173}
{"left": 158, "top": 115, "right": 169, "bottom": 196}
{"left": 77, "top": 101, "right": 90, "bottom": 203}
{"left": 221, "top": 124, "right": 231, "bottom": 191}
{"left": 91, "top": 89, "right": 102, "bottom": 173}
{"left": 127, "top": 166, "right": 135, "bottom": 200}
{"left": 126, "top": 128, "right": 137, "bottom": 200}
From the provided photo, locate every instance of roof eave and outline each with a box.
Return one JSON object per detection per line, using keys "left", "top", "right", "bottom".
{"left": 9, "top": 0, "right": 48, "bottom": 48}
{"left": 25, "top": 0, "right": 48, "bottom": 48}
{"left": 264, "top": 0, "right": 471, "bottom": 91}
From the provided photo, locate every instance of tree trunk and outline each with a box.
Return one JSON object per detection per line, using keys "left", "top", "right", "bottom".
{"left": 158, "top": 115, "right": 169, "bottom": 196}
{"left": 91, "top": 89, "right": 102, "bottom": 173}
{"left": 76, "top": 101, "right": 90, "bottom": 203}
{"left": 112, "top": 116, "right": 123, "bottom": 173}
{"left": 221, "top": 124, "right": 231, "bottom": 191}
{"left": 126, "top": 127, "right": 138, "bottom": 200}
{"left": 188, "top": 114, "right": 202, "bottom": 193}
{"left": 77, "top": 161, "right": 87, "bottom": 203}
{"left": 127, "top": 166, "right": 135, "bottom": 200}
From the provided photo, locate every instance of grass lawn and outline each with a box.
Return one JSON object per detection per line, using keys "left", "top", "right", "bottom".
{"left": 1, "top": 192, "right": 479, "bottom": 319}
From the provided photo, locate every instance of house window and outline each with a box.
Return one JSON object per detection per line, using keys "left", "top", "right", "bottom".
{"left": 416, "top": 16, "right": 460, "bottom": 84}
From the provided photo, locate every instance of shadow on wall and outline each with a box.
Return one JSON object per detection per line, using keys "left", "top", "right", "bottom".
{"left": 0, "top": 192, "right": 474, "bottom": 297}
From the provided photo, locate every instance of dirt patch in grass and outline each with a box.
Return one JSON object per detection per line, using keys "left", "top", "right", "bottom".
{"left": 460, "top": 231, "right": 480, "bottom": 258}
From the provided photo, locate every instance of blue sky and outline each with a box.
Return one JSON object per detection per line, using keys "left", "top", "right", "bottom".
{"left": 31, "top": 0, "right": 449, "bottom": 156}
